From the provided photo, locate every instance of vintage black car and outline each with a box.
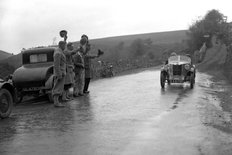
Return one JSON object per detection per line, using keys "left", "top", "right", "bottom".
{"left": 13, "top": 47, "right": 55, "bottom": 103}
{"left": 0, "top": 78, "right": 15, "bottom": 118}
{"left": 160, "top": 55, "right": 196, "bottom": 89}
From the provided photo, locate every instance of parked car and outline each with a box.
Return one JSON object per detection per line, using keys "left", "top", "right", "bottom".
{"left": 13, "top": 47, "right": 56, "bottom": 103}
{"left": 160, "top": 55, "right": 196, "bottom": 89}
{"left": 0, "top": 78, "right": 15, "bottom": 118}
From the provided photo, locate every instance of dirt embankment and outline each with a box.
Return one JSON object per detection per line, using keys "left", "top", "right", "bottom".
{"left": 197, "top": 35, "right": 227, "bottom": 72}
{"left": 197, "top": 38, "right": 232, "bottom": 128}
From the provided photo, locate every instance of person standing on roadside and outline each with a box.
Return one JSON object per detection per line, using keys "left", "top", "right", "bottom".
{"left": 73, "top": 44, "right": 85, "bottom": 97}
{"left": 52, "top": 41, "right": 66, "bottom": 107}
{"left": 63, "top": 42, "right": 76, "bottom": 100}
{"left": 81, "top": 34, "right": 103, "bottom": 94}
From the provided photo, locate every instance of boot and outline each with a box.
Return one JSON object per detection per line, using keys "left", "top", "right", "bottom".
{"left": 53, "top": 95, "right": 65, "bottom": 107}
{"left": 73, "top": 87, "right": 79, "bottom": 97}
{"left": 66, "top": 90, "right": 73, "bottom": 100}
{"left": 62, "top": 91, "right": 70, "bottom": 101}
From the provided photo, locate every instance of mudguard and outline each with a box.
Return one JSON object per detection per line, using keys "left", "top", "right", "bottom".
{"left": 0, "top": 82, "right": 16, "bottom": 102}
{"left": 13, "top": 63, "right": 53, "bottom": 89}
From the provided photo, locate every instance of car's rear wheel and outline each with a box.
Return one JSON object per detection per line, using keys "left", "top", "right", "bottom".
{"left": 0, "top": 89, "right": 13, "bottom": 119}
{"left": 160, "top": 72, "right": 166, "bottom": 89}
{"left": 16, "top": 95, "right": 23, "bottom": 104}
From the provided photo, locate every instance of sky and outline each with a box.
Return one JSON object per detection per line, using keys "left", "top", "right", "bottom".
{"left": 0, "top": 0, "right": 231, "bottom": 54}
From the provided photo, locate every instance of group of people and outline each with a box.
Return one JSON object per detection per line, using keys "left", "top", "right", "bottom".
{"left": 52, "top": 30, "right": 103, "bottom": 107}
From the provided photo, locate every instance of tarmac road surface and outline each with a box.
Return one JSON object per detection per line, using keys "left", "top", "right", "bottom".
{"left": 0, "top": 67, "right": 232, "bottom": 155}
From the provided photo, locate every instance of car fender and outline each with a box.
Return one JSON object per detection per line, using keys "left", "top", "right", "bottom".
{"left": 0, "top": 82, "right": 16, "bottom": 103}
{"left": 45, "top": 74, "right": 54, "bottom": 89}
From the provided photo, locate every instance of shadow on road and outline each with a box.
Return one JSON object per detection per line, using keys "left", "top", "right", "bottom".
{"left": 160, "top": 84, "right": 194, "bottom": 110}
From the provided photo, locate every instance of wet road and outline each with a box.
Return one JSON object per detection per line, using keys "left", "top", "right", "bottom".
{"left": 1, "top": 67, "right": 232, "bottom": 155}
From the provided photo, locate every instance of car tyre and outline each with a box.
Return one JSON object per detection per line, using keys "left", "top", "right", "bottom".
{"left": 160, "top": 72, "right": 165, "bottom": 89}
{"left": 190, "top": 74, "right": 195, "bottom": 89}
{"left": 0, "top": 89, "right": 13, "bottom": 119}
{"left": 16, "top": 95, "right": 23, "bottom": 104}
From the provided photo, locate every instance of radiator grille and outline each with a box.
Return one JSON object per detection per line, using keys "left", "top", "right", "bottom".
{"left": 173, "top": 65, "right": 182, "bottom": 75}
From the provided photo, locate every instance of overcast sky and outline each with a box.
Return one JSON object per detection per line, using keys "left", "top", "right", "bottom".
{"left": 0, "top": 0, "right": 231, "bottom": 54}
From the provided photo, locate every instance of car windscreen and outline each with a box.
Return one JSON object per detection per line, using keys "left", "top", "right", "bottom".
{"left": 168, "top": 56, "right": 191, "bottom": 64}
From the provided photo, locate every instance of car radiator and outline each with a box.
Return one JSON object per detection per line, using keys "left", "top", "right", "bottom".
{"left": 173, "top": 65, "right": 182, "bottom": 75}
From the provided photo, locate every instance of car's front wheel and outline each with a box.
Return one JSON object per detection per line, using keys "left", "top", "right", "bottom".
{"left": 160, "top": 72, "right": 166, "bottom": 89}
{"left": 0, "top": 89, "right": 13, "bottom": 119}
{"left": 190, "top": 74, "right": 195, "bottom": 89}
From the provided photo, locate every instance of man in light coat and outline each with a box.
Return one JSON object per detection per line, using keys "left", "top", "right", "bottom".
{"left": 63, "top": 42, "right": 76, "bottom": 100}
{"left": 52, "top": 41, "right": 66, "bottom": 107}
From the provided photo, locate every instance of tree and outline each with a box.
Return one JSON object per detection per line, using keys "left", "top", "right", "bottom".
{"left": 0, "top": 63, "right": 15, "bottom": 79}
{"left": 129, "top": 38, "right": 152, "bottom": 58}
{"left": 147, "top": 52, "right": 155, "bottom": 60}
{"left": 187, "top": 9, "right": 231, "bottom": 53}
{"left": 110, "top": 41, "right": 125, "bottom": 61}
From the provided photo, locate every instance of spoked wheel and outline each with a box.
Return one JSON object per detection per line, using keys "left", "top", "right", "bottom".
{"left": 16, "top": 95, "right": 23, "bottom": 104}
{"left": 160, "top": 72, "right": 166, "bottom": 89}
{"left": 0, "top": 89, "right": 13, "bottom": 119}
{"left": 15, "top": 90, "right": 23, "bottom": 104}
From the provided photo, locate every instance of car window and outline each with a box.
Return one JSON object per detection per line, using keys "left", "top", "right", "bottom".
{"left": 180, "top": 56, "right": 191, "bottom": 62}
{"left": 30, "top": 54, "right": 47, "bottom": 63}
{"left": 168, "top": 56, "right": 179, "bottom": 63}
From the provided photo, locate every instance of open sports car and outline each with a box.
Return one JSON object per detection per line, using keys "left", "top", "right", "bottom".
{"left": 160, "top": 55, "right": 196, "bottom": 89}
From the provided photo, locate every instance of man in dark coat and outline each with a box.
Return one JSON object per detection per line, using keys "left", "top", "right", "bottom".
{"left": 80, "top": 35, "right": 103, "bottom": 94}
{"left": 52, "top": 41, "right": 66, "bottom": 107}
{"left": 73, "top": 46, "right": 85, "bottom": 96}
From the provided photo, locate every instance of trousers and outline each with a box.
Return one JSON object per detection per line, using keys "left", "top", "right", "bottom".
{"left": 52, "top": 76, "right": 65, "bottom": 96}
{"left": 74, "top": 69, "right": 85, "bottom": 95}
{"left": 84, "top": 78, "right": 91, "bottom": 92}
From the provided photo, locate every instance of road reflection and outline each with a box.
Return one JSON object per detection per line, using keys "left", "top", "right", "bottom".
{"left": 0, "top": 68, "right": 201, "bottom": 155}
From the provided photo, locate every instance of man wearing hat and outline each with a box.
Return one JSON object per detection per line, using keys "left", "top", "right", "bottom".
{"left": 73, "top": 46, "right": 85, "bottom": 97}
{"left": 63, "top": 42, "right": 76, "bottom": 100}
{"left": 81, "top": 35, "right": 103, "bottom": 94}
{"left": 52, "top": 41, "right": 67, "bottom": 107}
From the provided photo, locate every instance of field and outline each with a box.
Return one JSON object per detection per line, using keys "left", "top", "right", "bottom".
{"left": 0, "top": 50, "right": 13, "bottom": 61}
{"left": 0, "top": 30, "right": 188, "bottom": 78}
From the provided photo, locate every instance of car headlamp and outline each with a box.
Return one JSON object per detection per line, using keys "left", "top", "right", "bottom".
{"left": 184, "top": 64, "right": 190, "bottom": 70}
{"left": 164, "top": 65, "right": 168, "bottom": 70}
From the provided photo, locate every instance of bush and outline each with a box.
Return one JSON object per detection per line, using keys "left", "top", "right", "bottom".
{"left": 0, "top": 63, "right": 15, "bottom": 79}
{"left": 187, "top": 9, "right": 230, "bottom": 53}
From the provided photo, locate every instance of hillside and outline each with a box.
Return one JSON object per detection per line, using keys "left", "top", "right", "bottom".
{"left": 0, "top": 53, "right": 22, "bottom": 69}
{"left": 0, "top": 30, "right": 188, "bottom": 77}
{"left": 73, "top": 30, "right": 188, "bottom": 62}
{"left": 79, "top": 30, "right": 187, "bottom": 47}
{"left": 0, "top": 50, "right": 13, "bottom": 61}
